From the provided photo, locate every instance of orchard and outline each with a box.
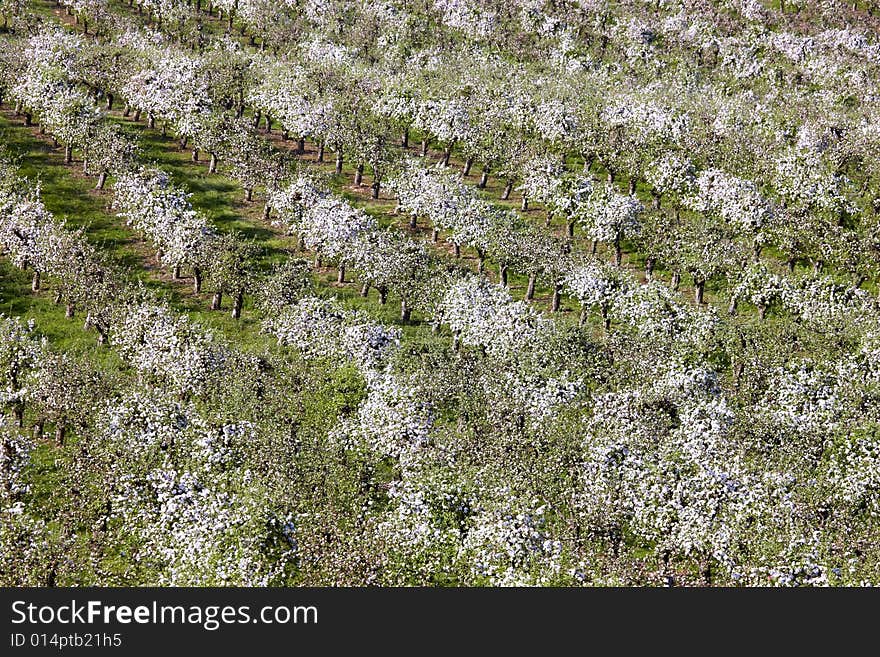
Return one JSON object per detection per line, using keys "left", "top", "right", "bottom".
{"left": 0, "top": 0, "right": 879, "bottom": 587}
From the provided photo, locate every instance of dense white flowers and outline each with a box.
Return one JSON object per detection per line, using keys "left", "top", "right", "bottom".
{"left": 334, "top": 374, "right": 433, "bottom": 458}
{"left": 576, "top": 183, "right": 642, "bottom": 258}
{"left": 685, "top": 169, "right": 773, "bottom": 234}
{"left": 438, "top": 277, "right": 549, "bottom": 358}
{"left": 646, "top": 152, "right": 696, "bottom": 196}
{"left": 113, "top": 168, "right": 215, "bottom": 271}
{"left": 460, "top": 494, "right": 562, "bottom": 586}
{"left": 116, "top": 463, "right": 293, "bottom": 586}
{"left": 263, "top": 297, "right": 400, "bottom": 375}
{"left": 755, "top": 361, "right": 849, "bottom": 439}
{"left": 564, "top": 260, "right": 631, "bottom": 324}
{"left": 112, "top": 303, "right": 229, "bottom": 397}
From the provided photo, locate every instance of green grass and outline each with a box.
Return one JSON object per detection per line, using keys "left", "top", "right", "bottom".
{"left": 0, "top": 113, "right": 142, "bottom": 268}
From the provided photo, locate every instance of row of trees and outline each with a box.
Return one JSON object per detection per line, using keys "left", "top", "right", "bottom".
{"left": 2, "top": 0, "right": 880, "bottom": 586}
{"left": 25, "top": 11, "right": 876, "bottom": 315}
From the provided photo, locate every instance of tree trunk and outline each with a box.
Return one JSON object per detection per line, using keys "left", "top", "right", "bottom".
{"left": 173, "top": 264, "right": 181, "bottom": 279}
{"left": 694, "top": 280, "right": 705, "bottom": 305}
{"left": 211, "top": 291, "right": 222, "bottom": 310}
{"left": 501, "top": 180, "right": 513, "bottom": 200}
{"left": 409, "top": 215, "right": 417, "bottom": 229}
{"left": 96, "top": 171, "right": 107, "bottom": 189}
{"left": 478, "top": 167, "right": 489, "bottom": 189}
{"left": 579, "top": 307, "right": 587, "bottom": 326}
{"left": 65, "top": 303, "right": 75, "bottom": 319}
{"left": 232, "top": 291, "right": 244, "bottom": 318}
{"left": 262, "top": 204, "right": 271, "bottom": 221}
{"left": 193, "top": 267, "right": 202, "bottom": 293}
{"left": 402, "top": 128, "right": 409, "bottom": 149}
{"left": 728, "top": 296, "right": 738, "bottom": 316}
{"left": 521, "top": 196, "right": 528, "bottom": 211}
{"left": 645, "top": 256, "right": 655, "bottom": 280}
{"left": 432, "top": 228, "right": 439, "bottom": 243}
{"left": 95, "top": 323, "right": 108, "bottom": 345}
{"left": 337, "top": 263, "right": 345, "bottom": 283}
{"left": 628, "top": 177, "right": 637, "bottom": 195}
{"left": 335, "top": 150, "right": 343, "bottom": 174}
{"left": 601, "top": 305, "right": 611, "bottom": 332}
{"left": 317, "top": 143, "right": 324, "bottom": 162}
{"left": 420, "top": 140, "right": 428, "bottom": 157}
{"left": 371, "top": 180, "right": 380, "bottom": 199}
{"left": 297, "top": 138, "right": 305, "bottom": 154}
{"left": 192, "top": 149, "right": 199, "bottom": 162}
{"left": 354, "top": 163, "right": 364, "bottom": 186}
{"left": 463, "top": 157, "right": 474, "bottom": 177}
{"left": 55, "top": 425, "right": 66, "bottom": 446}
{"left": 148, "top": 114, "right": 155, "bottom": 129}
{"left": 31, "top": 271, "right": 40, "bottom": 292}
{"left": 106, "top": 94, "right": 113, "bottom": 110}
{"left": 441, "top": 143, "right": 452, "bottom": 166}
{"left": 476, "top": 249, "right": 485, "bottom": 273}
{"left": 671, "top": 271, "right": 681, "bottom": 291}
{"left": 400, "top": 298, "right": 411, "bottom": 322}
{"left": 64, "top": 145, "right": 72, "bottom": 164}
{"left": 526, "top": 274, "right": 536, "bottom": 300}
{"left": 500, "top": 264, "right": 508, "bottom": 287}
{"left": 454, "top": 243, "right": 460, "bottom": 258}
{"left": 360, "top": 283, "right": 369, "bottom": 297}
{"left": 252, "top": 110, "right": 262, "bottom": 129}
{"left": 179, "top": 135, "right": 188, "bottom": 149}
{"left": 759, "top": 304, "right": 767, "bottom": 321}
{"left": 133, "top": 109, "right": 141, "bottom": 123}
{"left": 551, "top": 282, "right": 562, "bottom": 312}
{"left": 379, "top": 287, "right": 388, "bottom": 305}
{"left": 614, "top": 238, "right": 622, "bottom": 267}
{"left": 209, "top": 153, "right": 217, "bottom": 173}
{"left": 314, "top": 254, "right": 322, "bottom": 268}
{"left": 245, "top": 187, "right": 253, "bottom": 202}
